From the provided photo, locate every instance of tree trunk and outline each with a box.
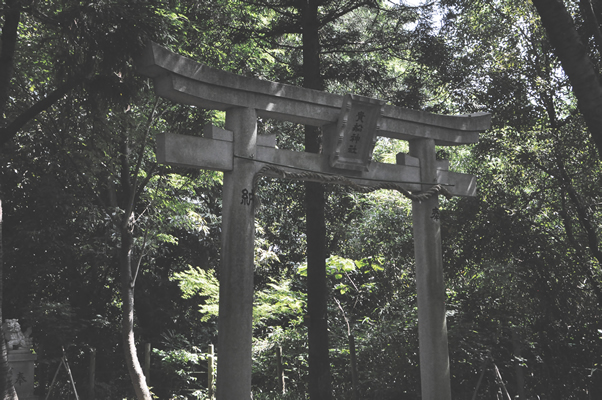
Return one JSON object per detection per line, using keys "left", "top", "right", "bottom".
{"left": 304, "top": 175, "right": 332, "bottom": 400}
{"left": 88, "top": 348, "right": 96, "bottom": 400}
{"left": 0, "top": 0, "right": 20, "bottom": 122}
{"left": 118, "top": 135, "right": 151, "bottom": 400}
{"left": 532, "top": 0, "right": 602, "bottom": 156}
{"left": 302, "top": 0, "right": 333, "bottom": 398}
{"left": 276, "top": 346, "right": 285, "bottom": 394}
{"left": 120, "top": 227, "right": 151, "bottom": 400}
{"left": 0, "top": 200, "right": 18, "bottom": 400}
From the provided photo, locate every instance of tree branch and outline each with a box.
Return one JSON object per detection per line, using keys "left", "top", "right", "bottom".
{"left": 0, "top": 75, "right": 87, "bottom": 146}
{"left": 130, "top": 97, "right": 160, "bottom": 208}
{"left": 555, "top": 153, "right": 602, "bottom": 305}
{"left": 320, "top": 0, "right": 374, "bottom": 27}
{"left": 131, "top": 228, "right": 149, "bottom": 288}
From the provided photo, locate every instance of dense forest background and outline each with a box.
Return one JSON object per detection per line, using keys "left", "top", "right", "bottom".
{"left": 1, "top": 0, "right": 601, "bottom": 399}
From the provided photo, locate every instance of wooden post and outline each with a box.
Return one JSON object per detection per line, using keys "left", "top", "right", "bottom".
{"left": 493, "top": 362, "right": 512, "bottom": 400}
{"left": 216, "top": 108, "right": 257, "bottom": 400}
{"left": 276, "top": 346, "right": 285, "bottom": 394}
{"left": 88, "top": 348, "right": 96, "bottom": 400}
{"left": 143, "top": 343, "right": 151, "bottom": 384}
{"left": 511, "top": 328, "right": 526, "bottom": 400}
{"left": 208, "top": 344, "right": 215, "bottom": 400}
{"left": 349, "top": 334, "right": 359, "bottom": 400}
{"left": 62, "top": 352, "right": 80, "bottom": 400}
{"left": 410, "top": 139, "right": 451, "bottom": 400}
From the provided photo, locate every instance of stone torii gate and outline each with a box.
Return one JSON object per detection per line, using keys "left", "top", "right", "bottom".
{"left": 138, "top": 42, "right": 491, "bottom": 400}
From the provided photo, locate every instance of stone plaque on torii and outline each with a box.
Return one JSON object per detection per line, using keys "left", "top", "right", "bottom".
{"left": 138, "top": 42, "right": 491, "bottom": 400}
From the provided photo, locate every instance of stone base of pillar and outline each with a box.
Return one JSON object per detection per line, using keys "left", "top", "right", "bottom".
{"left": 8, "top": 348, "right": 39, "bottom": 400}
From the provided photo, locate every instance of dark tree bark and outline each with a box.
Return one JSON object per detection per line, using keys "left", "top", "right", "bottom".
{"left": 532, "top": 0, "right": 602, "bottom": 156}
{"left": 0, "top": 3, "right": 20, "bottom": 395}
{"left": 0, "top": 76, "right": 86, "bottom": 147}
{"left": 304, "top": 150, "right": 332, "bottom": 400}
{"left": 0, "top": 201, "right": 18, "bottom": 400}
{"left": 301, "top": 0, "right": 333, "bottom": 398}
{"left": 0, "top": 0, "right": 20, "bottom": 122}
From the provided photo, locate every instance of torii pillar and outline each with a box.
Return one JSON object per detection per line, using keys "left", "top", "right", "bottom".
{"left": 138, "top": 42, "right": 491, "bottom": 400}
{"left": 218, "top": 108, "right": 257, "bottom": 399}
{"left": 411, "top": 138, "right": 451, "bottom": 399}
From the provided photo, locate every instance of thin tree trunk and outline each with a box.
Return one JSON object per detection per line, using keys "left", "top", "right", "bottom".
{"left": 493, "top": 363, "right": 512, "bottom": 400}
{"left": 120, "top": 227, "right": 151, "bottom": 400}
{"left": 118, "top": 135, "right": 151, "bottom": 400}
{"left": 532, "top": 0, "right": 602, "bottom": 156}
{"left": 88, "top": 348, "right": 96, "bottom": 400}
{"left": 302, "top": 0, "right": 332, "bottom": 398}
{"left": 276, "top": 346, "right": 285, "bottom": 394}
{"left": 208, "top": 344, "right": 215, "bottom": 400}
{"left": 471, "top": 358, "right": 490, "bottom": 400}
{"left": 0, "top": 200, "right": 18, "bottom": 400}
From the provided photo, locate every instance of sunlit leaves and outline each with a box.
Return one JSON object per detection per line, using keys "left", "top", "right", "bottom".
{"left": 254, "top": 279, "right": 306, "bottom": 327}
{"left": 172, "top": 266, "right": 220, "bottom": 322}
{"left": 173, "top": 266, "right": 306, "bottom": 327}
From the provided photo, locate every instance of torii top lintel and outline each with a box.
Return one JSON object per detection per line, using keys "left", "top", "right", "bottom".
{"left": 138, "top": 42, "right": 491, "bottom": 146}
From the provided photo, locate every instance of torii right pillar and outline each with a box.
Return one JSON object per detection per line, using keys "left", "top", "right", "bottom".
{"left": 410, "top": 138, "right": 451, "bottom": 400}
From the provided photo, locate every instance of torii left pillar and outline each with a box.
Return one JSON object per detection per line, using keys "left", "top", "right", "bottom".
{"left": 216, "top": 107, "right": 257, "bottom": 399}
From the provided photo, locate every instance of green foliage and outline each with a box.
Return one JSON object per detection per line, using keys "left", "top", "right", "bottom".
{"left": 153, "top": 330, "right": 215, "bottom": 399}
{"left": 252, "top": 324, "right": 310, "bottom": 396}
{"left": 173, "top": 266, "right": 220, "bottom": 322}
{"left": 254, "top": 279, "right": 306, "bottom": 327}
{"left": 173, "top": 266, "right": 306, "bottom": 327}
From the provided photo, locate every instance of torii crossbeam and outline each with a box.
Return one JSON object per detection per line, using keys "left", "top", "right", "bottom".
{"left": 138, "top": 42, "right": 491, "bottom": 400}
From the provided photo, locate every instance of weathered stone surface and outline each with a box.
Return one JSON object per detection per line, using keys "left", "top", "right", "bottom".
{"left": 8, "top": 350, "right": 37, "bottom": 400}
{"left": 410, "top": 139, "right": 452, "bottom": 400}
{"left": 2, "top": 319, "right": 31, "bottom": 350}
{"left": 215, "top": 108, "right": 257, "bottom": 400}
{"left": 327, "top": 94, "right": 384, "bottom": 171}
{"left": 158, "top": 131, "right": 477, "bottom": 197}
{"left": 156, "top": 133, "right": 233, "bottom": 171}
{"left": 138, "top": 42, "right": 491, "bottom": 145}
